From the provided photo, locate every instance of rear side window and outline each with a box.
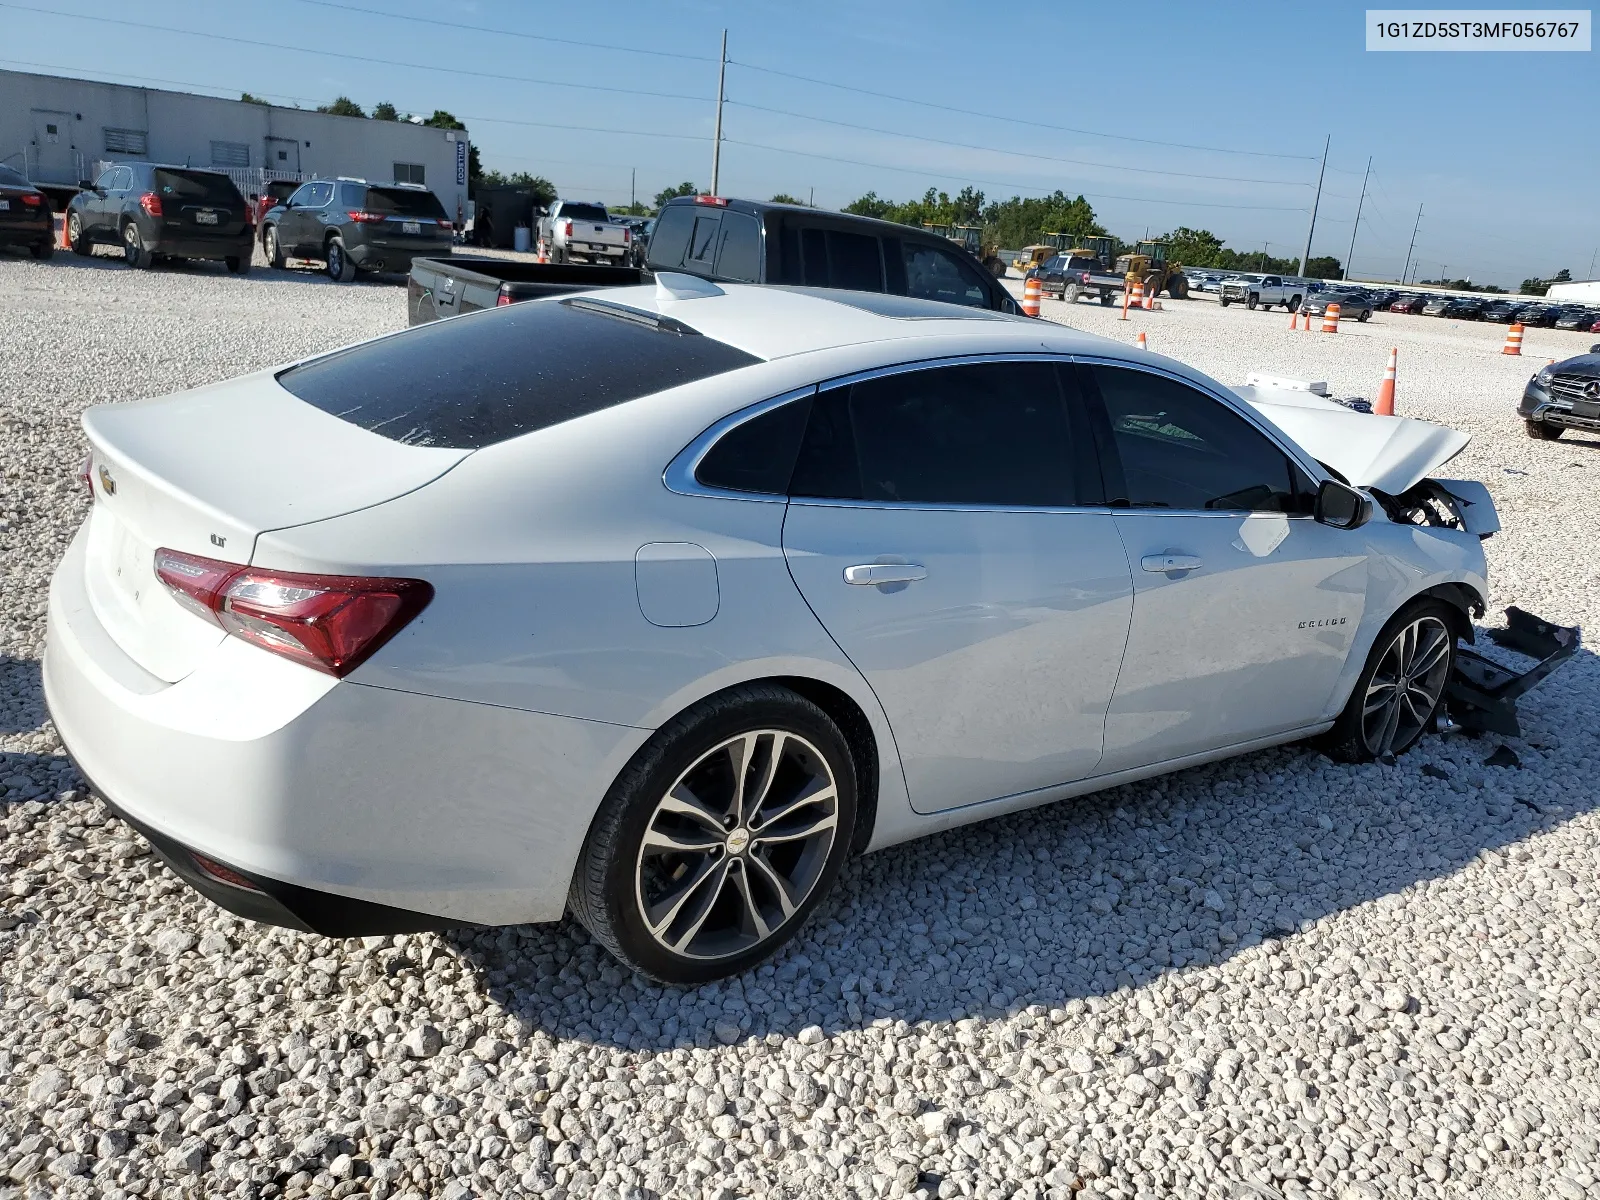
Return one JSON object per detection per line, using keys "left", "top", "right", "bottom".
{"left": 694, "top": 396, "right": 812, "bottom": 494}
{"left": 0, "top": 165, "right": 29, "bottom": 187}
{"left": 790, "top": 362, "right": 1078, "bottom": 507}
{"left": 277, "top": 299, "right": 764, "bottom": 450}
{"left": 338, "top": 182, "right": 366, "bottom": 208}
{"left": 364, "top": 187, "right": 446, "bottom": 218}
{"left": 645, "top": 205, "right": 695, "bottom": 271}
{"left": 828, "top": 231, "right": 883, "bottom": 292}
{"left": 152, "top": 170, "right": 242, "bottom": 208}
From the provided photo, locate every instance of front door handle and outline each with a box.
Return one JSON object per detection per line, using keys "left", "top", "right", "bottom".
{"left": 1141, "top": 553, "right": 1203, "bottom": 574}
{"left": 843, "top": 563, "right": 928, "bottom": 587}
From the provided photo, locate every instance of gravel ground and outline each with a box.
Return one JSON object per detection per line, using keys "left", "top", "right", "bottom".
{"left": 3, "top": 249, "right": 1600, "bottom": 1200}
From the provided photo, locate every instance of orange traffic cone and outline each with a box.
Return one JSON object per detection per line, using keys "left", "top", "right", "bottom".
{"left": 57, "top": 210, "right": 70, "bottom": 251}
{"left": 1322, "top": 302, "right": 1341, "bottom": 333}
{"left": 1022, "top": 277, "right": 1042, "bottom": 318}
{"left": 536, "top": 240, "right": 548, "bottom": 264}
{"left": 1374, "top": 347, "right": 1397, "bottom": 416}
{"left": 1141, "top": 283, "right": 1155, "bottom": 311}
{"left": 1121, "top": 279, "right": 1142, "bottom": 321}
{"left": 1502, "top": 323, "right": 1524, "bottom": 355}
{"left": 1288, "top": 309, "right": 1299, "bottom": 331}
{"left": 1136, "top": 331, "right": 1148, "bottom": 350}
{"left": 1302, "top": 308, "right": 1312, "bottom": 331}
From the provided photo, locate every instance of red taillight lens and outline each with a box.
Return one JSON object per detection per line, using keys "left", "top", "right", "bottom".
{"left": 561, "top": 220, "right": 573, "bottom": 237}
{"left": 437, "top": 218, "right": 453, "bottom": 229}
{"left": 77, "top": 453, "right": 94, "bottom": 500}
{"left": 347, "top": 210, "right": 384, "bottom": 223}
{"left": 496, "top": 292, "right": 512, "bottom": 306}
{"left": 694, "top": 195, "right": 730, "bottom": 206}
{"left": 21, "top": 193, "right": 42, "bottom": 207}
{"left": 1081, "top": 272, "right": 1091, "bottom": 283}
{"left": 190, "top": 852, "right": 263, "bottom": 892}
{"left": 138, "top": 192, "right": 162, "bottom": 217}
{"left": 153, "top": 549, "right": 433, "bottom": 678}
{"left": 622, "top": 228, "right": 631, "bottom": 244}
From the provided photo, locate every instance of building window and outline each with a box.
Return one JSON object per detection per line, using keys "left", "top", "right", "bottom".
{"left": 103, "top": 128, "right": 148, "bottom": 155}
{"left": 210, "top": 140, "right": 250, "bottom": 168}
{"left": 393, "top": 162, "right": 425, "bottom": 185}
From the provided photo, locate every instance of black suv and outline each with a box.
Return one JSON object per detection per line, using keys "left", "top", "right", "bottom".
{"left": 66, "top": 163, "right": 252, "bottom": 272}
{"left": 262, "top": 179, "right": 453, "bottom": 281}
{"left": 645, "top": 196, "right": 1018, "bottom": 313}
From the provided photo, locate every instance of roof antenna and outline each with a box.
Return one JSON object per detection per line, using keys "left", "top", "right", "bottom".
{"left": 655, "top": 271, "right": 725, "bottom": 301}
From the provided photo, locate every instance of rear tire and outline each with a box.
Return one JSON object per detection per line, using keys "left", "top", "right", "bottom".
{"left": 67, "top": 211, "right": 91, "bottom": 257}
{"left": 1525, "top": 420, "right": 1563, "bottom": 440}
{"left": 30, "top": 240, "right": 54, "bottom": 260}
{"left": 263, "top": 225, "right": 286, "bottom": 269}
{"left": 1320, "top": 600, "right": 1457, "bottom": 763}
{"left": 1358, "top": 309, "right": 1371, "bottom": 323}
{"left": 122, "top": 222, "right": 151, "bottom": 269}
{"left": 1169, "top": 275, "right": 1189, "bottom": 299}
{"left": 226, "top": 255, "right": 250, "bottom": 275}
{"left": 326, "top": 236, "right": 356, "bottom": 282}
{"left": 569, "top": 683, "right": 857, "bottom": 984}
{"left": 1099, "top": 293, "right": 1113, "bottom": 307}
{"left": 1063, "top": 283, "right": 1082, "bottom": 303}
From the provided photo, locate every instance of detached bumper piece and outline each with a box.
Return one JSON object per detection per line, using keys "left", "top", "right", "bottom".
{"left": 1447, "top": 606, "right": 1580, "bottom": 737}
{"left": 89, "top": 787, "right": 472, "bottom": 938}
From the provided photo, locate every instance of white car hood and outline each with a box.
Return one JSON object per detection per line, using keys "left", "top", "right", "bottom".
{"left": 1234, "top": 385, "right": 1471, "bottom": 493}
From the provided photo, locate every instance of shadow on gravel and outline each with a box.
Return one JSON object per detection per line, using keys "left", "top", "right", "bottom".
{"left": 0, "top": 655, "right": 47, "bottom": 735}
{"left": 443, "top": 645, "right": 1600, "bottom": 1050}
{"left": 24, "top": 250, "right": 407, "bottom": 287}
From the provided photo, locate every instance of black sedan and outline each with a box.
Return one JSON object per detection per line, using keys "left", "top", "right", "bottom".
{"left": 0, "top": 164, "right": 54, "bottom": 259}
{"left": 1423, "top": 297, "right": 1483, "bottom": 318}
{"left": 1556, "top": 307, "right": 1599, "bottom": 331}
{"left": 1302, "top": 290, "right": 1373, "bottom": 321}
{"left": 1520, "top": 344, "right": 1600, "bottom": 439}
{"left": 1481, "top": 299, "right": 1525, "bottom": 323}
{"left": 1367, "top": 288, "right": 1400, "bottom": 310}
{"left": 66, "top": 162, "right": 253, "bottom": 272}
{"left": 1518, "top": 305, "right": 1559, "bottom": 328}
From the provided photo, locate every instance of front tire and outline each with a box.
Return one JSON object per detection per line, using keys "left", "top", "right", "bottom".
{"left": 122, "top": 222, "right": 151, "bottom": 269}
{"left": 1287, "top": 295, "right": 1301, "bottom": 312}
{"left": 569, "top": 684, "right": 857, "bottom": 984}
{"left": 1246, "top": 293, "right": 1259, "bottom": 311}
{"left": 1525, "top": 420, "right": 1563, "bottom": 440}
{"left": 1220, "top": 297, "right": 1231, "bottom": 308}
{"left": 1322, "top": 601, "right": 1457, "bottom": 763}
{"left": 1358, "top": 308, "right": 1371, "bottom": 322}
{"left": 67, "top": 211, "right": 91, "bottom": 256}
{"left": 326, "top": 236, "right": 356, "bottom": 282}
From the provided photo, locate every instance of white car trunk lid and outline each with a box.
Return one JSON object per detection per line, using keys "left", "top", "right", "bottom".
{"left": 80, "top": 371, "right": 468, "bottom": 682}
{"left": 1235, "top": 385, "right": 1471, "bottom": 493}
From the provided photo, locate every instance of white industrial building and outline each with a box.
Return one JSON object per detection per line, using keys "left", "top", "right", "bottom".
{"left": 1546, "top": 279, "right": 1600, "bottom": 303}
{"left": 0, "top": 68, "right": 471, "bottom": 223}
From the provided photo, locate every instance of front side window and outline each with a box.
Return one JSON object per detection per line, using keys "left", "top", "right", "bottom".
{"left": 93, "top": 168, "right": 118, "bottom": 190}
{"left": 304, "top": 182, "right": 334, "bottom": 207}
{"left": 790, "top": 361, "right": 1077, "bottom": 507}
{"left": 1089, "top": 365, "right": 1306, "bottom": 513}
{"left": 287, "top": 183, "right": 317, "bottom": 207}
{"left": 899, "top": 243, "right": 990, "bottom": 308}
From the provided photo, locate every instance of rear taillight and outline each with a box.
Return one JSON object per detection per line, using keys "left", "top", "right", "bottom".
{"left": 694, "top": 195, "right": 730, "bottom": 206}
{"left": 190, "top": 852, "right": 263, "bottom": 892}
{"left": 21, "top": 193, "right": 42, "bottom": 207}
{"left": 1080, "top": 272, "right": 1091, "bottom": 283}
{"left": 77, "top": 453, "right": 94, "bottom": 500}
{"left": 437, "top": 218, "right": 452, "bottom": 229}
{"left": 153, "top": 548, "right": 433, "bottom": 678}
{"left": 138, "top": 192, "right": 162, "bottom": 217}
{"left": 496, "top": 292, "right": 512, "bottom": 306}
{"left": 347, "top": 210, "right": 384, "bottom": 223}
{"left": 561, "top": 220, "right": 573, "bottom": 237}
{"left": 622, "top": 228, "right": 631, "bottom": 244}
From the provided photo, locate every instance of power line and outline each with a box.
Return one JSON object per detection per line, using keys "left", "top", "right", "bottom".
{"left": 728, "top": 60, "right": 1317, "bottom": 161}
{"left": 280, "top": 0, "right": 716, "bottom": 61}
{"left": 725, "top": 101, "right": 1312, "bottom": 187}
{"left": 0, "top": 4, "right": 713, "bottom": 103}
{"left": 723, "top": 137, "right": 1312, "bottom": 211}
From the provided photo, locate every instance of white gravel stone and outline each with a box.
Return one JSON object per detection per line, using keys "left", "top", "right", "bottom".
{"left": 3, "top": 257, "right": 1600, "bottom": 1199}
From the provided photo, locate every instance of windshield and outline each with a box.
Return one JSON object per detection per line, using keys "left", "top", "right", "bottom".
{"left": 0, "top": 165, "right": 30, "bottom": 188}
{"left": 152, "top": 169, "right": 243, "bottom": 208}
{"left": 560, "top": 203, "right": 609, "bottom": 223}
{"left": 363, "top": 187, "right": 448, "bottom": 218}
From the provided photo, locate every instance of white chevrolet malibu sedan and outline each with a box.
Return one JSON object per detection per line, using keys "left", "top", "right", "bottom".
{"left": 46, "top": 276, "right": 1497, "bottom": 982}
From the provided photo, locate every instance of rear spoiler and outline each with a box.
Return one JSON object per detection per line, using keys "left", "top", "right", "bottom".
{"left": 1448, "top": 607, "right": 1580, "bottom": 737}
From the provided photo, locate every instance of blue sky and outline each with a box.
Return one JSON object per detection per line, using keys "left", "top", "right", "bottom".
{"left": 2, "top": 0, "right": 1595, "bottom": 287}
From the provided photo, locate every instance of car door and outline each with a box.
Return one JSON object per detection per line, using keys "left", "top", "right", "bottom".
{"left": 781, "top": 358, "right": 1135, "bottom": 815}
{"left": 80, "top": 166, "right": 118, "bottom": 238}
{"left": 277, "top": 182, "right": 315, "bottom": 252}
{"left": 1079, "top": 361, "right": 1370, "bottom": 771}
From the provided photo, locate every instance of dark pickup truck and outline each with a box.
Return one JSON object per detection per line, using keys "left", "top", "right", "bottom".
{"left": 408, "top": 195, "right": 1020, "bottom": 325}
{"left": 407, "top": 256, "right": 641, "bottom": 324}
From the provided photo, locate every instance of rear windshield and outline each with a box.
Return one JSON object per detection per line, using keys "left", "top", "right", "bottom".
{"left": 0, "top": 165, "right": 30, "bottom": 188}
{"left": 276, "top": 298, "right": 763, "bottom": 449}
{"left": 559, "top": 203, "right": 609, "bottom": 223}
{"left": 152, "top": 169, "right": 243, "bottom": 208}
{"left": 363, "top": 187, "right": 447, "bottom": 219}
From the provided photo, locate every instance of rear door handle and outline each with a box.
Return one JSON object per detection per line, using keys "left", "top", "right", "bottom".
{"left": 1141, "top": 553, "right": 1203, "bottom": 574}
{"left": 843, "top": 563, "right": 928, "bottom": 587}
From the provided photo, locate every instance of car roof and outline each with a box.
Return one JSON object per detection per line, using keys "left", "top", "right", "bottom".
{"left": 567, "top": 281, "right": 1122, "bottom": 362}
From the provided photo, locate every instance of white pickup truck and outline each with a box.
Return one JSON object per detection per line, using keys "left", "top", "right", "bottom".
{"left": 1219, "top": 274, "right": 1304, "bottom": 312}
{"left": 538, "top": 200, "right": 630, "bottom": 264}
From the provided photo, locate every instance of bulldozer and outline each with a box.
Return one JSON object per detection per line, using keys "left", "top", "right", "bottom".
{"left": 1114, "top": 240, "right": 1190, "bottom": 299}
{"left": 923, "top": 222, "right": 1007, "bottom": 277}
{"left": 1015, "top": 231, "right": 1110, "bottom": 277}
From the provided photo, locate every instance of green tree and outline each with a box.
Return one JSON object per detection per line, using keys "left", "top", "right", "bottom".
{"left": 372, "top": 101, "right": 399, "bottom": 121}
{"left": 240, "top": 92, "right": 270, "bottom": 106}
{"left": 1160, "top": 227, "right": 1226, "bottom": 266}
{"left": 419, "top": 111, "right": 484, "bottom": 192}
{"left": 317, "top": 96, "right": 367, "bottom": 118}
{"left": 1304, "top": 255, "right": 1342, "bottom": 279}
{"left": 770, "top": 193, "right": 806, "bottom": 205}
{"left": 653, "top": 181, "right": 698, "bottom": 209}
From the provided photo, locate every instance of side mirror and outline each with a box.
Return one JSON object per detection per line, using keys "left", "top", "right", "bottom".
{"left": 78, "top": 179, "right": 92, "bottom": 190}
{"left": 1315, "top": 479, "right": 1371, "bottom": 530}
{"left": 1591, "top": 343, "right": 1600, "bottom": 353}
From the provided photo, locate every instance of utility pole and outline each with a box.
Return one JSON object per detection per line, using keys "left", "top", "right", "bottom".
{"left": 808, "top": 185, "right": 814, "bottom": 207}
{"left": 1299, "top": 135, "right": 1329, "bottom": 276}
{"left": 710, "top": 30, "right": 727, "bottom": 195}
{"left": 1402, "top": 202, "right": 1422, "bottom": 286}
{"left": 1343, "top": 155, "right": 1371, "bottom": 281}
{"left": 630, "top": 167, "right": 635, "bottom": 212}
{"left": 1589, "top": 246, "right": 1597, "bottom": 278}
